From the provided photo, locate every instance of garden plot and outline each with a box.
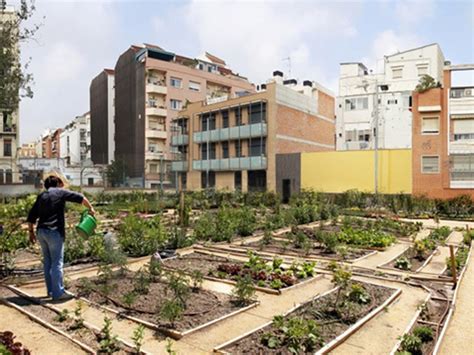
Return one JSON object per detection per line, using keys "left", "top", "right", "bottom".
{"left": 393, "top": 296, "right": 450, "bottom": 355}
{"left": 162, "top": 251, "right": 320, "bottom": 293}
{"left": 68, "top": 264, "right": 257, "bottom": 338}
{"left": 215, "top": 276, "right": 400, "bottom": 354}
{"left": 380, "top": 226, "right": 452, "bottom": 273}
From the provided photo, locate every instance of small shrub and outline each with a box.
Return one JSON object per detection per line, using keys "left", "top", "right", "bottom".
{"left": 98, "top": 315, "right": 119, "bottom": 354}
{"left": 190, "top": 270, "right": 203, "bottom": 292}
{"left": 231, "top": 275, "right": 256, "bottom": 306}
{"left": 122, "top": 291, "right": 138, "bottom": 309}
{"left": 331, "top": 264, "right": 352, "bottom": 308}
{"left": 412, "top": 325, "right": 434, "bottom": 343}
{"left": 347, "top": 284, "right": 370, "bottom": 304}
{"left": 159, "top": 299, "right": 184, "bottom": 327}
{"left": 71, "top": 301, "right": 84, "bottom": 330}
{"left": 270, "top": 278, "right": 284, "bottom": 290}
{"left": 166, "top": 271, "right": 190, "bottom": 307}
{"left": 117, "top": 215, "right": 166, "bottom": 257}
{"left": 55, "top": 309, "right": 70, "bottom": 323}
{"left": 131, "top": 324, "right": 145, "bottom": 354}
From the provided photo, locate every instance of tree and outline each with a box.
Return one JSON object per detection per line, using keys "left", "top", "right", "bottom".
{"left": 415, "top": 75, "right": 441, "bottom": 93}
{"left": 0, "top": 0, "right": 42, "bottom": 110}
{"left": 106, "top": 159, "right": 128, "bottom": 187}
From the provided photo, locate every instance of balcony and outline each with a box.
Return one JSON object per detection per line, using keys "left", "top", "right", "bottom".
{"left": 146, "top": 83, "right": 167, "bottom": 95}
{"left": 1, "top": 125, "right": 16, "bottom": 135}
{"left": 450, "top": 141, "right": 474, "bottom": 154}
{"left": 171, "top": 135, "right": 189, "bottom": 146}
{"left": 146, "top": 129, "right": 167, "bottom": 139}
{"left": 171, "top": 160, "right": 188, "bottom": 172}
{"left": 146, "top": 106, "right": 167, "bottom": 117}
{"left": 192, "top": 156, "right": 267, "bottom": 171}
{"left": 194, "top": 123, "right": 267, "bottom": 143}
{"left": 145, "top": 151, "right": 165, "bottom": 161}
{"left": 450, "top": 87, "right": 474, "bottom": 115}
{"left": 344, "top": 141, "right": 370, "bottom": 150}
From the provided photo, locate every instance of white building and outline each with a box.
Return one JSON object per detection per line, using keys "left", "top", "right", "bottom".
{"left": 336, "top": 43, "right": 446, "bottom": 150}
{"left": 60, "top": 112, "right": 91, "bottom": 166}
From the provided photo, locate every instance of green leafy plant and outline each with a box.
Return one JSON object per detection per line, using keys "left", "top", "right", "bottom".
{"left": 398, "top": 333, "right": 422, "bottom": 355}
{"left": 166, "top": 271, "right": 191, "bottom": 307}
{"left": 159, "top": 299, "right": 184, "bottom": 327}
{"left": 133, "top": 269, "right": 151, "bottom": 294}
{"left": 122, "top": 291, "right": 138, "bottom": 309}
{"left": 131, "top": 324, "right": 145, "bottom": 354}
{"left": 190, "top": 270, "right": 203, "bottom": 292}
{"left": 98, "top": 315, "right": 119, "bottom": 354}
{"left": 55, "top": 309, "right": 70, "bottom": 323}
{"left": 412, "top": 325, "right": 434, "bottom": 343}
{"left": 165, "top": 337, "right": 177, "bottom": 355}
{"left": 261, "top": 315, "right": 322, "bottom": 353}
{"left": 231, "top": 275, "right": 256, "bottom": 306}
{"left": 71, "top": 301, "right": 85, "bottom": 330}
{"left": 270, "top": 278, "right": 284, "bottom": 290}
{"left": 117, "top": 215, "right": 166, "bottom": 257}
{"left": 395, "top": 257, "right": 412, "bottom": 271}
{"left": 331, "top": 264, "right": 352, "bottom": 308}
{"left": 347, "top": 283, "right": 370, "bottom": 304}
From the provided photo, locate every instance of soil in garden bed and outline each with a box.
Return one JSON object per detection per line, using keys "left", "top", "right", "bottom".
{"left": 163, "top": 252, "right": 316, "bottom": 290}
{"left": 241, "top": 237, "right": 371, "bottom": 261}
{"left": 68, "top": 269, "right": 243, "bottom": 333}
{"left": 222, "top": 282, "right": 395, "bottom": 354}
{"left": 0, "top": 286, "right": 134, "bottom": 354}
{"left": 385, "top": 249, "right": 431, "bottom": 272}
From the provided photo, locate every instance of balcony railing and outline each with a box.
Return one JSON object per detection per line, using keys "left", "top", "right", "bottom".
{"left": 146, "top": 129, "right": 167, "bottom": 139}
{"left": 146, "top": 107, "right": 167, "bottom": 117}
{"left": 192, "top": 156, "right": 267, "bottom": 171}
{"left": 171, "top": 160, "right": 188, "bottom": 171}
{"left": 194, "top": 122, "right": 267, "bottom": 143}
{"left": 146, "top": 83, "right": 167, "bottom": 95}
{"left": 171, "top": 135, "right": 189, "bottom": 146}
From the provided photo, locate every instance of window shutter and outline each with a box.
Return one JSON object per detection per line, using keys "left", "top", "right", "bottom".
{"left": 453, "top": 119, "right": 474, "bottom": 134}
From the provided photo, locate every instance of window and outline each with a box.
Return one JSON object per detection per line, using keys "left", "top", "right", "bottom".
{"left": 421, "top": 117, "right": 439, "bottom": 134}
{"left": 201, "top": 171, "right": 216, "bottom": 189}
{"left": 453, "top": 118, "right": 474, "bottom": 140}
{"left": 222, "top": 110, "right": 229, "bottom": 128}
{"left": 417, "top": 65, "right": 429, "bottom": 77}
{"left": 170, "top": 77, "right": 182, "bottom": 88}
{"left": 235, "top": 107, "right": 243, "bottom": 126}
{"left": 222, "top": 141, "right": 229, "bottom": 159}
{"left": 235, "top": 171, "right": 242, "bottom": 190}
{"left": 201, "top": 113, "right": 216, "bottom": 131}
{"left": 170, "top": 99, "right": 182, "bottom": 111}
{"left": 249, "top": 138, "right": 266, "bottom": 157}
{"left": 451, "top": 155, "right": 474, "bottom": 181}
{"left": 3, "top": 139, "right": 11, "bottom": 157}
{"left": 150, "top": 164, "right": 158, "bottom": 173}
{"left": 387, "top": 99, "right": 398, "bottom": 105}
{"left": 422, "top": 156, "right": 440, "bottom": 174}
{"left": 344, "top": 97, "right": 368, "bottom": 111}
{"left": 235, "top": 141, "right": 242, "bottom": 157}
{"left": 403, "top": 95, "right": 412, "bottom": 108}
{"left": 87, "top": 178, "right": 94, "bottom": 186}
{"left": 5, "top": 170, "right": 12, "bottom": 184}
{"left": 200, "top": 143, "right": 216, "bottom": 160}
{"left": 249, "top": 102, "right": 266, "bottom": 124}
{"left": 392, "top": 67, "right": 403, "bottom": 79}
{"left": 189, "top": 81, "right": 201, "bottom": 92}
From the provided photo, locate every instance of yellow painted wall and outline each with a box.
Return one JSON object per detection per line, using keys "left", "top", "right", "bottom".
{"left": 301, "top": 149, "right": 412, "bottom": 194}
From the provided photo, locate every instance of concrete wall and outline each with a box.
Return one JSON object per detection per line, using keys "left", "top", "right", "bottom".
{"left": 301, "top": 149, "right": 412, "bottom": 193}
{"left": 276, "top": 153, "right": 301, "bottom": 198}
{"left": 0, "top": 184, "right": 38, "bottom": 197}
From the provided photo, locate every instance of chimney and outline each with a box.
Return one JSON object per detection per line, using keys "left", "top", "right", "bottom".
{"left": 303, "top": 80, "right": 313, "bottom": 96}
{"left": 273, "top": 70, "right": 284, "bottom": 84}
{"left": 283, "top": 79, "right": 297, "bottom": 86}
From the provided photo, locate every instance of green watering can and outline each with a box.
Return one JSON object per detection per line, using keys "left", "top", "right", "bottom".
{"left": 76, "top": 210, "right": 97, "bottom": 237}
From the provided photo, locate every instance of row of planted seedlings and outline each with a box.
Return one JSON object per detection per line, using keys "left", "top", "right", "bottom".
{"left": 392, "top": 233, "right": 474, "bottom": 355}
{"left": 0, "top": 284, "right": 145, "bottom": 354}
{"left": 386, "top": 226, "right": 452, "bottom": 272}
{"left": 214, "top": 262, "right": 401, "bottom": 354}
{"left": 225, "top": 216, "right": 422, "bottom": 264}
{"left": 67, "top": 248, "right": 260, "bottom": 340}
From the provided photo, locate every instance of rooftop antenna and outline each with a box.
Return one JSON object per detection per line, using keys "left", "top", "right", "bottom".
{"left": 283, "top": 56, "right": 291, "bottom": 78}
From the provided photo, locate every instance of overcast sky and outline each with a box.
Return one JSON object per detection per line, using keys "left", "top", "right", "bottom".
{"left": 16, "top": 0, "right": 474, "bottom": 144}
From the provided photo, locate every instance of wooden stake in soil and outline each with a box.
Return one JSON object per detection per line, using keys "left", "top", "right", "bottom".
{"left": 449, "top": 245, "right": 457, "bottom": 287}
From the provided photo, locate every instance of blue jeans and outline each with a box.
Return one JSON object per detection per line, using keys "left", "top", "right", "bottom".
{"left": 37, "top": 228, "right": 65, "bottom": 299}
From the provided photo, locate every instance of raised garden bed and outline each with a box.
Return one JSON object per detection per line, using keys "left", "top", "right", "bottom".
{"left": 163, "top": 251, "right": 319, "bottom": 293}
{"left": 215, "top": 281, "right": 400, "bottom": 354}
{"left": 68, "top": 267, "right": 256, "bottom": 338}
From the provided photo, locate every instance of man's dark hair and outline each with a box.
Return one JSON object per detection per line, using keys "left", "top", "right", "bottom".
{"left": 44, "top": 176, "right": 62, "bottom": 189}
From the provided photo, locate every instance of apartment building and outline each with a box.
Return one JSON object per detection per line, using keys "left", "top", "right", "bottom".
{"left": 90, "top": 69, "right": 115, "bottom": 164}
{"left": 171, "top": 72, "right": 335, "bottom": 195}
{"left": 60, "top": 112, "right": 91, "bottom": 166}
{"left": 0, "top": 4, "right": 20, "bottom": 183}
{"left": 105, "top": 44, "right": 254, "bottom": 188}
{"left": 18, "top": 142, "right": 37, "bottom": 158}
{"left": 41, "top": 128, "right": 62, "bottom": 159}
{"left": 412, "top": 65, "right": 474, "bottom": 199}
{"left": 336, "top": 43, "right": 445, "bottom": 151}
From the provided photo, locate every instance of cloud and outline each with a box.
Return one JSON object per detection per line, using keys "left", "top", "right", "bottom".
{"left": 184, "top": 0, "right": 360, "bottom": 86}
{"left": 395, "top": 0, "right": 435, "bottom": 26}
{"left": 19, "top": 0, "right": 120, "bottom": 143}
{"left": 361, "top": 30, "right": 423, "bottom": 73}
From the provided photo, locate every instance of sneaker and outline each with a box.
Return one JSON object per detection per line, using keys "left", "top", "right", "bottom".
{"left": 52, "top": 291, "right": 74, "bottom": 302}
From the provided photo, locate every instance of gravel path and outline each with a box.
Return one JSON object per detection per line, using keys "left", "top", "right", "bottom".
{"left": 438, "top": 246, "right": 474, "bottom": 354}
{"left": 0, "top": 303, "right": 87, "bottom": 354}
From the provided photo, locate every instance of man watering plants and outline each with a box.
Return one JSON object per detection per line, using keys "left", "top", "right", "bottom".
{"left": 27, "top": 175, "right": 95, "bottom": 301}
